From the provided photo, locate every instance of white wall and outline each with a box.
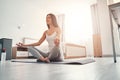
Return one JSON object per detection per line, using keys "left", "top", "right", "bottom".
{"left": 0, "top": 0, "right": 96, "bottom": 56}
{"left": 113, "top": 0, "right": 120, "bottom": 3}
{"left": 107, "top": 0, "right": 120, "bottom": 5}
{"left": 0, "top": 0, "right": 48, "bottom": 44}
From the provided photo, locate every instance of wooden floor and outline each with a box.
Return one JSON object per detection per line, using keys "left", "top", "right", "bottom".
{"left": 0, "top": 57, "right": 120, "bottom": 80}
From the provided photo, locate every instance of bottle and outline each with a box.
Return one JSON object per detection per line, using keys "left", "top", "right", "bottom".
{"left": 1, "top": 48, "right": 6, "bottom": 62}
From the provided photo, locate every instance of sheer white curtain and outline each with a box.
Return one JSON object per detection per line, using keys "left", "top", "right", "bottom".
{"left": 56, "top": 14, "right": 65, "bottom": 54}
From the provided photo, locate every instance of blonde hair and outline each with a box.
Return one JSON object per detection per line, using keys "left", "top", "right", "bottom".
{"left": 47, "top": 13, "right": 59, "bottom": 29}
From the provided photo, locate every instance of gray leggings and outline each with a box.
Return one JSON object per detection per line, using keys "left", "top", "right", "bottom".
{"left": 28, "top": 46, "right": 62, "bottom": 62}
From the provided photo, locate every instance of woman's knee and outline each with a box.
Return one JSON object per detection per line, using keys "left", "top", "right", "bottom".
{"left": 48, "top": 47, "right": 60, "bottom": 59}
{"left": 28, "top": 46, "right": 34, "bottom": 51}
{"left": 27, "top": 46, "right": 41, "bottom": 59}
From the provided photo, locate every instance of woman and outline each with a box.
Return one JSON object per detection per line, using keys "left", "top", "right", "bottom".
{"left": 16, "top": 13, "right": 64, "bottom": 63}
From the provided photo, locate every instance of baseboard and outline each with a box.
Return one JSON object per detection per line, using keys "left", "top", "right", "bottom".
{"left": 102, "top": 55, "right": 120, "bottom": 57}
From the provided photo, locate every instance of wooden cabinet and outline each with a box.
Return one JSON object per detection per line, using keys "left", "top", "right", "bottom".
{"left": 93, "top": 34, "right": 102, "bottom": 57}
{"left": 12, "top": 47, "right": 28, "bottom": 59}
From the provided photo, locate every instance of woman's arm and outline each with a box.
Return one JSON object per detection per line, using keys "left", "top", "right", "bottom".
{"left": 56, "top": 27, "right": 61, "bottom": 39}
{"left": 17, "top": 31, "right": 47, "bottom": 47}
{"left": 54, "top": 27, "right": 61, "bottom": 46}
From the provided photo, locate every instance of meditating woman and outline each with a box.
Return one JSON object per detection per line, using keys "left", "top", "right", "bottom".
{"left": 16, "top": 13, "right": 64, "bottom": 63}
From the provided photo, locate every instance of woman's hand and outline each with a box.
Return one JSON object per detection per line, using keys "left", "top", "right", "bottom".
{"left": 16, "top": 42, "right": 25, "bottom": 47}
{"left": 54, "top": 38, "right": 60, "bottom": 46}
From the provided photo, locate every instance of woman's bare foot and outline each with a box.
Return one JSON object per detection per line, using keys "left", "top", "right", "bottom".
{"left": 38, "top": 57, "right": 50, "bottom": 63}
{"left": 44, "top": 57, "right": 50, "bottom": 63}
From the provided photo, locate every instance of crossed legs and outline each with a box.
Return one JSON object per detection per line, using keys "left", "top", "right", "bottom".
{"left": 28, "top": 46, "right": 62, "bottom": 62}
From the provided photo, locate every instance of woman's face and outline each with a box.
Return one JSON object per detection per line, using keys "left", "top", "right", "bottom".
{"left": 46, "top": 15, "right": 52, "bottom": 25}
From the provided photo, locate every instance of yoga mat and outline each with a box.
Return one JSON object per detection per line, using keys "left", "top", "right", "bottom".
{"left": 11, "top": 58, "right": 95, "bottom": 65}
{"left": 62, "top": 59, "right": 95, "bottom": 65}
